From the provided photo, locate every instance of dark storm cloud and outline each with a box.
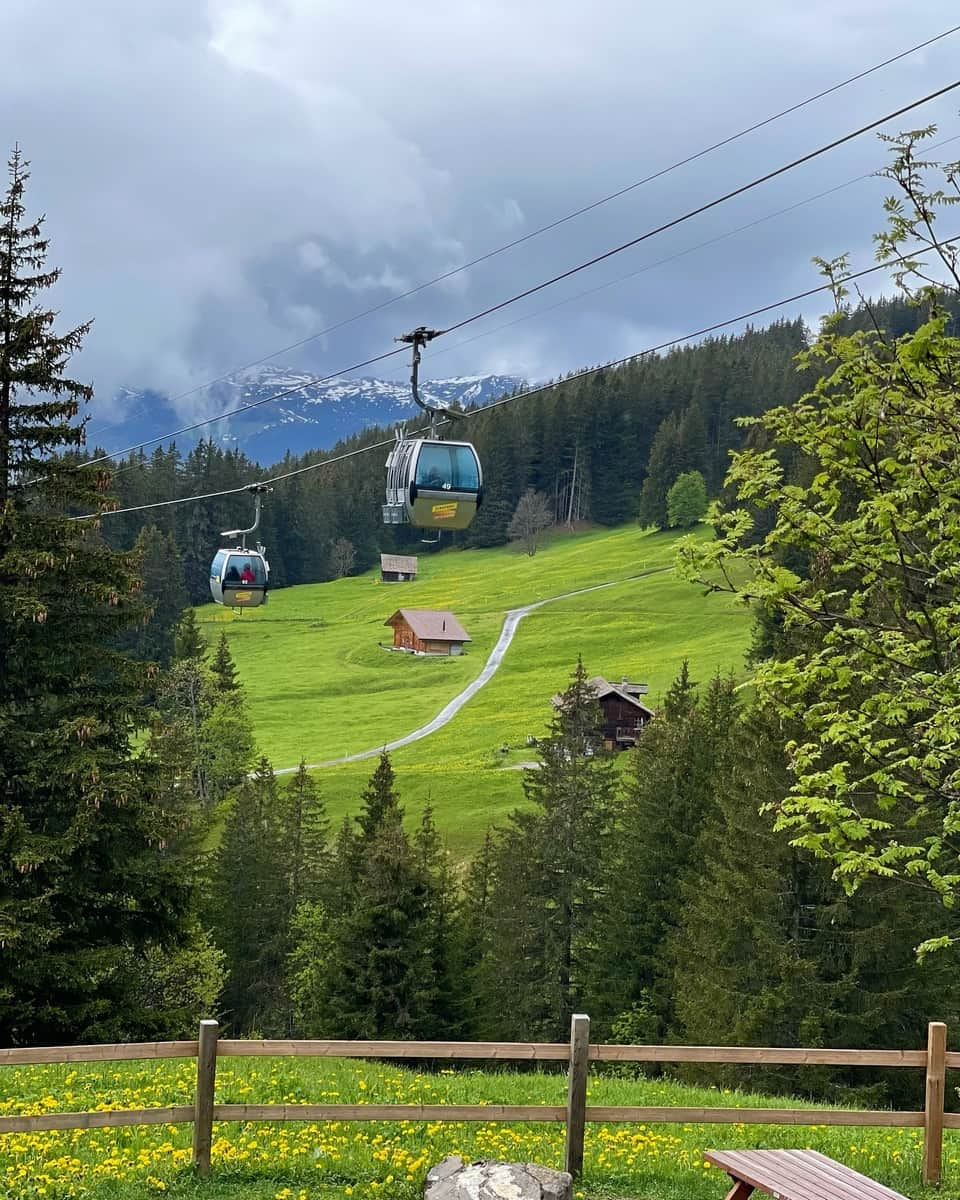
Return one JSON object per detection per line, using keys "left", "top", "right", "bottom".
{"left": 3, "top": 0, "right": 959, "bottom": 428}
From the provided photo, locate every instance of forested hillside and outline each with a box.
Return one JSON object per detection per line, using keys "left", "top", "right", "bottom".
{"left": 94, "top": 317, "right": 811, "bottom": 615}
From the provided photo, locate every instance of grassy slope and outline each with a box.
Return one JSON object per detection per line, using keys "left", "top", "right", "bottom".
{"left": 0, "top": 1055, "right": 952, "bottom": 1200}
{"left": 202, "top": 526, "right": 753, "bottom": 854}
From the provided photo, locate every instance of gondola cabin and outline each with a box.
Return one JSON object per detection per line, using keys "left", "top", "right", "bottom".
{"left": 383, "top": 438, "right": 482, "bottom": 531}
{"left": 209, "top": 548, "right": 269, "bottom": 609}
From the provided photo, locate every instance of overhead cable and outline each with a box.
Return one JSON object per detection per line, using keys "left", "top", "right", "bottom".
{"left": 85, "top": 78, "right": 960, "bottom": 468}
{"left": 76, "top": 232, "right": 960, "bottom": 521}
{"left": 83, "top": 20, "right": 960, "bottom": 441}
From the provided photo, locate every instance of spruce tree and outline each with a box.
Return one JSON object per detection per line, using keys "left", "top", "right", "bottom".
{"left": 291, "top": 755, "right": 452, "bottom": 1038}
{"left": 212, "top": 757, "right": 290, "bottom": 1033}
{"left": 211, "top": 631, "right": 240, "bottom": 691}
{"left": 0, "top": 149, "right": 200, "bottom": 1042}
{"left": 173, "top": 607, "right": 207, "bottom": 662}
{"left": 480, "top": 660, "right": 617, "bottom": 1039}
{"left": 588, "top": 667, "right": 733, "bottom": 1038}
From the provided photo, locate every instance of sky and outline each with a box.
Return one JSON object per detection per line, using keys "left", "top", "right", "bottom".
{"left": 3, "top": 0, "right": 960, "bottom": 433}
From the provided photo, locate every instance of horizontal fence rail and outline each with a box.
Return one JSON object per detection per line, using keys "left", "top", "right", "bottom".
{"left": 0, "top": 1017, "right": 953, "bottom": 1184}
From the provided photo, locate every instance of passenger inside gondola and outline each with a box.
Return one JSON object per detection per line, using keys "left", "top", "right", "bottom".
{"left": 415, "top": 444, "right": 480, "bottom": 492}
{"left": 225, "top": 564, "right": 240, "bottom": 583}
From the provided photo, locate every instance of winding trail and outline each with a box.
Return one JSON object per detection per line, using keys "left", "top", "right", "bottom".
{"left": 274, "top": 568, "right": 669, "bottom": 775}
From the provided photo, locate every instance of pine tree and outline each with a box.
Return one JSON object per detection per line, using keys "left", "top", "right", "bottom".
{"left": 120, "top": 525, "right": 189, "bottom": 665}
{"left": 588, "top": 668, "right": 734, "bottom": 1038}
{"left": 0, "top": 149, "right": 201, "bottom": 1042}
{"left": 211, "top": 632, "right": 240, "bottom": 691}
{"left": 211, "top": 757, "right": 291, "bottom": 1034}
{"left": 173, "top": 608, "right": 207, "bottom": 662}
{"left": 638, "top": 412, "right": 682, "bottom": 529}
{"left": 479, "top": 660, "right": 617, "bottom": 1039}
{"left": 291, "top": 756, "right": 450, "bottom": 1037}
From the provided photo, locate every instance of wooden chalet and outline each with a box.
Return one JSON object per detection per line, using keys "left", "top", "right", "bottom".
{"left": 384, "top": 609, "right": 471, "bottom": 656}
{"left": 555, "top": 675, "right": 654, "bottom": 750}
{"left": 380, "top": 553, "right": 418, "bottom": 583}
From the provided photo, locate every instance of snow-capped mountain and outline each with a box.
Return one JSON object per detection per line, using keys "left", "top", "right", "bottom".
{"left": 101, "top": 367, "right": 524, "bottom": 463}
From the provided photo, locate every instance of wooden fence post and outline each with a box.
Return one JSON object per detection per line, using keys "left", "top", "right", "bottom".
{"left": 564, "top": 1013, "right": 590, "bottom": 1179}
{"left": 923, "top": 1021, "right": 947, "bottom": 1186}
{"left": 192, "top": 1019, "right": 219, "bottom": 1177}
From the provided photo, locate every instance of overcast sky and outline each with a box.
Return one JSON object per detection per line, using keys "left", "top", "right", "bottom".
{"left": 4, "top": 0, "right": 960, "bottom": 432}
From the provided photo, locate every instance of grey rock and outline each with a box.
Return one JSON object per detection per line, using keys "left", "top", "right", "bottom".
{"left": 424, "top": 1156, "right": 572, "bottom": 1200}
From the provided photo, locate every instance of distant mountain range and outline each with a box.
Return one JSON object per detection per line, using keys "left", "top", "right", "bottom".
{"left": 100, "top": 367, "right": 525, "bottom": 464}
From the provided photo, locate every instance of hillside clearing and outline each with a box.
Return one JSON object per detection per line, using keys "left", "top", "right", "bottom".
{"left": 204, "top": 526, "right": 753, "bottom": 853}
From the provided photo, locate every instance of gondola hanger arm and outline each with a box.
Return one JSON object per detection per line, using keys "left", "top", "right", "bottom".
{"left": 396, "top": 326, "right": 462, "bottom": 423}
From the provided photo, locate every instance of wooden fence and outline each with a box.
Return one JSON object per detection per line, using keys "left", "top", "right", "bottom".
{"left": 0, "top": 1016, "right": 955, "bottom": 1184}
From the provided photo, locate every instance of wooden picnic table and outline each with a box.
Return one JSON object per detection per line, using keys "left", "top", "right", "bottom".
{"left": 704, "top": 1149, "right": 911, "bottom": 1200}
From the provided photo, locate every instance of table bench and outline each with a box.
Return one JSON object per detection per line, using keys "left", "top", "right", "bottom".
{"left": 704, "top": 1149, "right": 911, "bottom": 1200}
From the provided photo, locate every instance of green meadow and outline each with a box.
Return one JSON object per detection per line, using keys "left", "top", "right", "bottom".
{"left": 0, "top": 1054, "right": 953, "bottom": 1199}
{"left": 202, "top": 526, "right": 753, "bottom": 854}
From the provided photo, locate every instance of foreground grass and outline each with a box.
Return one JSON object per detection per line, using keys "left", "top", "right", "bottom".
{"left": 206, "top": 526, "right": 752, "bottom": 854}
{"left": 0, "top": 1056, "right": 954, "bottom": 1199}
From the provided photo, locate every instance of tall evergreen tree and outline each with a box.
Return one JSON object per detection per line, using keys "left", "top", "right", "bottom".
{"left": 479, "top": 660, "right": 617, "bottom": 1039}
{"left": 211, "top": 757, "right": 290, "bottom": 1033}
{"left": 587, "top": 667, "right": 734, "bottom": 1038}
{"left": 210, "top": 631, "right": 240, "bottom": 691}
{"left": 0, "top": 148, "right": 200, "bottom": 1041}
{"left": 173, "top": 607, "right": 207, "bottom": 662}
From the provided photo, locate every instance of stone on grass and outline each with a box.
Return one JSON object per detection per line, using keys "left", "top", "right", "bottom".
{"left": 424, "top": 1155, "right": 573, "bottom": 1200}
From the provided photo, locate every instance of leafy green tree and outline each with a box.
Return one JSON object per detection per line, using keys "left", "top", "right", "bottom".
{"left": 678, "top": 132, "right": 960, "bottom": 946}
{"left": 667, "top": 470, "right": 708, "bottom": 528}
{"left": 0, "top": 148, "right": 202, "bottom": 1042}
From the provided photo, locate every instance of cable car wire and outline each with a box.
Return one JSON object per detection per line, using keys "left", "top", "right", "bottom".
{"left": 82, "top": 20, "right": 960, "bottom": 443}
{"left": 76, "top": 231, "right": 960, "bottom": 521}
{"left": 438, "top": 77, "right": 960, "bottom": 336}
{"left": 80, "top": 77, "right": 960, "bottom": 471}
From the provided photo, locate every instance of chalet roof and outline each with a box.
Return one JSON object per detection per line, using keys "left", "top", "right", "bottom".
{"left": 380, "top": 553, "right": 419, "bottom": 574}
{"left": 385, "top": 608, "right": 471, "bottom": 642}
{"left": 554, "top": 675, "right": 654, "bottom": 716}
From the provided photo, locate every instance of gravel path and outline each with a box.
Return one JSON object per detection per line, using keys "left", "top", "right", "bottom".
{"left": 273, "top": 568, "right": 668, "bottom": 775}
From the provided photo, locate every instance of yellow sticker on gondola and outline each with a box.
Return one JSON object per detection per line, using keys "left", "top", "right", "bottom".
{"left": 234, "top": 591, "right": 252, "bottom": 601}
{"left": 431, "top": 502, "right": 459, "bottom": 520}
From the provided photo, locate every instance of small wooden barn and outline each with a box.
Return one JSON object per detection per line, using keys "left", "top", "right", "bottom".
{"left": 380, "top": 553, "right": 418, "bottom": 583}
{"left": 555, "top": 675, "right": 654, "bottom": 750}
{"left": 384, "top": 609, "right": 471, "bottom": 656}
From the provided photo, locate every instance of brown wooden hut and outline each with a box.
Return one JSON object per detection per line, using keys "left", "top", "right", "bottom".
{"left": 384, "top": 609, "right": 471, "bottom": 656}
{"left": 380, "top": 553, "right": 419, "bottom": 582}
{"left": 554, "top": 675, "right": 654, "bottom": 750}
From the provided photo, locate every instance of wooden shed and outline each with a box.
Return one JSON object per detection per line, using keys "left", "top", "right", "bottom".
{"left": 384, "top": 609, "right": 471, "bottom": 656}
{"left": 380, "top": 553, "right": 419, "bottom": 583}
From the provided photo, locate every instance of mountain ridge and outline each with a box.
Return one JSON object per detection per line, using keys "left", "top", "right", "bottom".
{"left": 100, "top": 368, "right": 525, "bottom": 462}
